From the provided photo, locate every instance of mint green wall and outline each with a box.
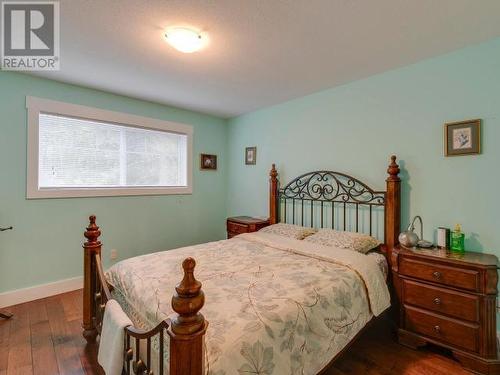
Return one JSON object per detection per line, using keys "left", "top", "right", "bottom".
{"left": 227, "top": 37, "right": 500, "bottom": 255}
{"left": 0, "top": 72, "right": 227, "bottom": 293}
{"left": 2, "top": 36, "right": 500, "bottom": 306}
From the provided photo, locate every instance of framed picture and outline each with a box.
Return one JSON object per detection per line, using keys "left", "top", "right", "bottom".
{"left": 444, "top": 119, "right": 481, "bottom": 156}
{"left": 245, "top": 147, "right": 257, "bottom": 165}
{"left": 200, "top": 154, "right": 217, "bottom": 170}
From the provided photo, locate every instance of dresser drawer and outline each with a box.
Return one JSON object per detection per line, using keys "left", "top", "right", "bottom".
{"left": 399, "top": 258, "right": 479, "bottom": 292}
{"left": 403, "top": 279, "right": 479, "bottom": 322}
{"left": 405, "top": 306, "right": 479, "bottom": 353}
{"left": 227, "top": 221, "right": 248, "bottom": 235}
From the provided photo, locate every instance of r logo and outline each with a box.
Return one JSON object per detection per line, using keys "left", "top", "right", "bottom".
{"left": 1, "top": 1, "right": 59, "bottom": 70}
{"left": 3, "top": 3, "right": 54, "bottom": 55}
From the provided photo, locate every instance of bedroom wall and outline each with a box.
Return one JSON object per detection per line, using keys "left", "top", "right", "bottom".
{"left": 227, "top": 36, "right": 500, "bottom": 256}
{"left": 0, "top": 72, "right": 228, "bottom": 295}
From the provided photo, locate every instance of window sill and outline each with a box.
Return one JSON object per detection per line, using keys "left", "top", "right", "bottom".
{"left": 26, "top": 186, "right": 193, "bottom": 199}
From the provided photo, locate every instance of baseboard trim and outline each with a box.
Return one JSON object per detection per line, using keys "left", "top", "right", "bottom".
{"left": 0, "top": 276, "right": 83, "bottom": 308}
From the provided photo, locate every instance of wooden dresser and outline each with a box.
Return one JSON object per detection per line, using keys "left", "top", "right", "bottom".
{"left": 392, "top": 246, "right": 500, "bottom": 374}
{"left": 226, "top": 216, "right": 270, "bottom": 238}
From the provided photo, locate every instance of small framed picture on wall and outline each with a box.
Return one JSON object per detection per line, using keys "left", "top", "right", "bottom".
{"left": 245, "top": 147, "right": 257, "bottom": 165}
{"left": 200, "top": 154, "right": 217, "bottom": 170}
{"left": 444, "top": 119, "right": 481, "bottom": 156}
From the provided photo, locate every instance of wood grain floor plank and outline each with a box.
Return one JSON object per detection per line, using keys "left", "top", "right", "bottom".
{"left": 70, "top": 290, "right": 83, "bottom": 318}
{"left": 0, "top": 313, "right": 12, "bottom": 374}
{"left": 25, "top": 298, "right": 58, "bottom": 375}
{"left": 27, "top": 300, "right": 48, "bottom": 327}
{"left": 6, "top": 304, "right": 32, "bottom": 375}
{"left": 30, "top": 321, "right": 59, "bottom": 375}
{"left": 46, "top": 295, "right": 85, "bottom": 375}
{"left": 61, "top": 293, "right": 80, "bottom": 323}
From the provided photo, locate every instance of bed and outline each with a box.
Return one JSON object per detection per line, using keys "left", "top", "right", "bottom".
{"left": 81, "top": 155, "right": 402, "bottom": 375}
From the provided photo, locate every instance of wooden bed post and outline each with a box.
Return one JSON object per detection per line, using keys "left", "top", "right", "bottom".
{"left": 82, "top": 215, "right": 101, "bottom": 343}
{"left": 168, "top": 257, "right": 208, "bottom": 375}
{"left": 385, "top": 155, "right": 401, "bottom": 261}
{"left": 269, "top": 164, "right": 278, "bottom": 224}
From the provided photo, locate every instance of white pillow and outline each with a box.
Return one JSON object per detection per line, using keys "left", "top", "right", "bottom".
{"left": 259, "top": 223, "right": 317, "bottom": 240}
{"left": 303, "top": 228, "right": 380, "bottom": 254}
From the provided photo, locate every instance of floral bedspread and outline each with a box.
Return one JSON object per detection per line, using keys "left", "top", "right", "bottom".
{"left": 106, "top": 232, "right": 390, "bottom": 374}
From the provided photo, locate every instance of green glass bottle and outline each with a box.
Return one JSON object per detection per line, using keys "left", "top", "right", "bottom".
{"left": 450, "top": 224, "right": 465, "bottom": 252}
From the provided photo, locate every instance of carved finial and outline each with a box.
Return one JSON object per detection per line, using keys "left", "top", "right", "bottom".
{"left": 171, "top": 257, "right": 205, "bottom": 335}
{"left": 176, "top": 258, "right": 201, "bottom": 296}
{"left": 387, "top": 155, "right": 400, "bottom": 181}
{"left": 270, "top": 164, "right": 278, "bottom": 179}
{"left": 84, "top": 215, "right": 101, "bottom": 248}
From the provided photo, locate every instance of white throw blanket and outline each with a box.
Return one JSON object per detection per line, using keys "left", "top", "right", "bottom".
{"left": 98, "top": 299, "right": 133, "bottom": 375}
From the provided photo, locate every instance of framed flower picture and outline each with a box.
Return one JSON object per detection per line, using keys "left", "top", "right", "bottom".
{"left": 444, "top": 119, "right": 481, "bottom": 156}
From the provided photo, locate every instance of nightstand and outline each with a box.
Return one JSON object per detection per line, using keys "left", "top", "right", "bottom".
{"left": 392, "top": 245, "right": 500, "bottom": 375}
{"left": 226, "top": 216, "right": 270, "bottom": 238}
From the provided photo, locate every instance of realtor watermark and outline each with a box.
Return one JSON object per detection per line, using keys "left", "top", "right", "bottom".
{"left": 1, "top": 1, "right": 59, "bottom": 70}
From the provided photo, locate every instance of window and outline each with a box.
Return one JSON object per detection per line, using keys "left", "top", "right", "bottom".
{"left": 27, "top": 97, "right": 193, "bottom": 198}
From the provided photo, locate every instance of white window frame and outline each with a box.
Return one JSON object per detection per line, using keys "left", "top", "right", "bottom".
{"left": 26, "top": 96, "right": 193, "bottom": 198}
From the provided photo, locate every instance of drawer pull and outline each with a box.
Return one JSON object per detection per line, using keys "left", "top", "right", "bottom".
{"left": 434, "top": 325, "right": 441, "bottom": 333}
{"left": 433, "top": 297, "right": 441, "bottom": 305}
{"left": 433, "top": 271, "right": 442, "bottom": 280}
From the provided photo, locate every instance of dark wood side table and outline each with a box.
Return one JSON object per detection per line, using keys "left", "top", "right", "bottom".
{"left": 226, "top": 216, "right": 270, "bottom": 238}
{"left": 392, "top": 245, "right": 500, "bottom": 375}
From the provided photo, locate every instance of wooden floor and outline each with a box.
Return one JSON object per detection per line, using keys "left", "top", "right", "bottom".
{"left": 0, "top": 290, "right": 472, "bottom": 375}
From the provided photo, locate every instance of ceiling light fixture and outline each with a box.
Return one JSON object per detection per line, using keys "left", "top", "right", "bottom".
{"left": 164, "top": 27, "right": 205, "bottom": 53}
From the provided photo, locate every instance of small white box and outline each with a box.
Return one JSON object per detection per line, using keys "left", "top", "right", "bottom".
{"left": 437, "top": 227, "right": 449, "bottom": 248}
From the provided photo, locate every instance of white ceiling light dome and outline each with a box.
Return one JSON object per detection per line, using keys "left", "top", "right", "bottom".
{"left": 164, "top": 27, "right": 206, "bottom": 53}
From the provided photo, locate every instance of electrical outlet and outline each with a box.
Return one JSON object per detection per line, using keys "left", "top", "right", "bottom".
{"left": 110, "top": 249, "right": 118, "bottom": 260}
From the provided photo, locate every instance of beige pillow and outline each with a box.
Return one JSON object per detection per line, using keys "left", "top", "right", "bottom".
{"left": 259, "top": 223, "right": 317, "bottom": 240}
{"left": 304, "top": 228, "right": 380, "bottom": 254}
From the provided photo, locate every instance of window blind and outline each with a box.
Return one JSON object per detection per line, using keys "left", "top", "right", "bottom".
{"left": 38, "top": 113, "right": 188, "bottom": 189}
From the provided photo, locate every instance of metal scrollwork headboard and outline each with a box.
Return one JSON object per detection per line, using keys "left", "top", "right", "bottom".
{"left": 281, "top": 171, "right": 385, "bottom": 205}
{"left": 268, "top": 156, "right": 401, "bottom": 247}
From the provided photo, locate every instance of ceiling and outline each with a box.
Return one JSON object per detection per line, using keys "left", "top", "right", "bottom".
{"left": 32, "top": 0, "right": 500, "bottom": 118}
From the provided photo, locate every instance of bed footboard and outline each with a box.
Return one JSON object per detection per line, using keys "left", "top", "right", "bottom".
{"left": 82, "top": 216, "right": 208, "bottom": 375}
